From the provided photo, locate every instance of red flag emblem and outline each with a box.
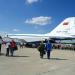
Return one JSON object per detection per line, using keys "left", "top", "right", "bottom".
{"left": 63, "top": 22, "right": 69, "bottom": 25}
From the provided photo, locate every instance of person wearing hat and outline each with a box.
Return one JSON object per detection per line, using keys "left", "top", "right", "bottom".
{"left": 38, "top": 41, "right": 45, "bottom": 58}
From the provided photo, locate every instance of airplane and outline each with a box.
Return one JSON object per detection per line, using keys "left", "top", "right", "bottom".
{"left": 4, "top": 17, "right": 75, "bottom": 44}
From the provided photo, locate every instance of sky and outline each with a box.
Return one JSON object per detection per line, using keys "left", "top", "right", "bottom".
{"left": 0, "top": 0, "right": 75, "bottom": 34}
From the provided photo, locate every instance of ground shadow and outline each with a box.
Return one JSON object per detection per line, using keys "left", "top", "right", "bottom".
{"left": 8, "top": 55, "right": 30, "bottom": 58}
{"left": 43, "top": 57, "right": 68, "bottom": 60}
{"left": 0, "top": 53, "right": 5, "bottom": 56}
{"left": 50, "top": 58, "right": 68, "bottom": 60}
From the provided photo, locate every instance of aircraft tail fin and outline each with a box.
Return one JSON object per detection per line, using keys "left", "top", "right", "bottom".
{"left": 46, "top": 17, "right": 75, "bottom": 37}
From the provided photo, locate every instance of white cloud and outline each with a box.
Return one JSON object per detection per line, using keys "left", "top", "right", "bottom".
{"left": 0, "top": 31, "right": 9, "bottom": 37}
{"left": 25, "top": 16, "right": 52, "bottom": 26}
{"left": 26, "top": 0, "right": 40, "bottom": 4}
{"left": 13, "top": 29, "right": 20, "bottom": 32}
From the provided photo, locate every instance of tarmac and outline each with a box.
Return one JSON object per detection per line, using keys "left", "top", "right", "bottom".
{"left": 0, "top": 46, "right": 75, "bottom": 75}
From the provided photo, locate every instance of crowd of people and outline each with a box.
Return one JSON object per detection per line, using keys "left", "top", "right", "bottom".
{"left": 52, "top": 43, "right": 75, "bottom": 50}
{"left": 0, "top": 35, "right": 75, "bottom": 60}
{"left": 0, "top": 36, "right": 18, "bottom": 56}
{"left": 0, "top": 35, "right": 52, "bottom": 59}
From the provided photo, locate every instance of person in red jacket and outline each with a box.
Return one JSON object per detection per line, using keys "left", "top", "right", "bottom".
{"left": 10, "top": 40, "right": 15, "bottom": 56}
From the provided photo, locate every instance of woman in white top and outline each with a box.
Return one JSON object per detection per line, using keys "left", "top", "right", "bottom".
{"left": 6, "top": 42, "right": 10, "bottom": 56}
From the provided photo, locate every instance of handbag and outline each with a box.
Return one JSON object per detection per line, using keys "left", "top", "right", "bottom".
{"left": 14, "top": 45, "right": 18, "bottom": 51}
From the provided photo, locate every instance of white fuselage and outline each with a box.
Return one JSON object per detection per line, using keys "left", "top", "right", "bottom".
{"left": 8, "top": 17, "right": 75, "bottom": 42}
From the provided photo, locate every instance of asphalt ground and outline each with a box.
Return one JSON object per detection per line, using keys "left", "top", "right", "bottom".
{"left": 0, "top": 46, "right": 75, "bottom": 75}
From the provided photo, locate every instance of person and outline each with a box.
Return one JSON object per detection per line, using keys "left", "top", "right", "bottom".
{"left": 20, "top": 42, "right": 23, "bottom": 48}
{"left": 6, "top": 42, "right": 10, "bottom": 56}
{"left": 9, "top": 39, "right": 16, "bottom": 56}
{"left": 45, "top": 40, "right": 52, "bottom": 59}
{"left": 0, "top": 36, "right": 2, "bottom": 55}
{"left": 38, "top": 41, "right": 45, "bottom": 58}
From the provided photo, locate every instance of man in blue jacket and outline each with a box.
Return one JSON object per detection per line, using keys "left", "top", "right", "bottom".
{"left": 45, "top": 40, "right": 52, "bottom": 59}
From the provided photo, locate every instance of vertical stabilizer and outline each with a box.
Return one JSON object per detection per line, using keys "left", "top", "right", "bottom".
{"left": 46, "top": 17, "right": 75, "bottom": 37}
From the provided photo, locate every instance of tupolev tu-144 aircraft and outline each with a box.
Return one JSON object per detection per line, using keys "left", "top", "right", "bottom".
{"left": 7, "top": 17, "right": 75, "bottom": 43}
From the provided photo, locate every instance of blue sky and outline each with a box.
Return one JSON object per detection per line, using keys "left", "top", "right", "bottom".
{"left": 0, "top": 0, "right": 75, "bottom": 34}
